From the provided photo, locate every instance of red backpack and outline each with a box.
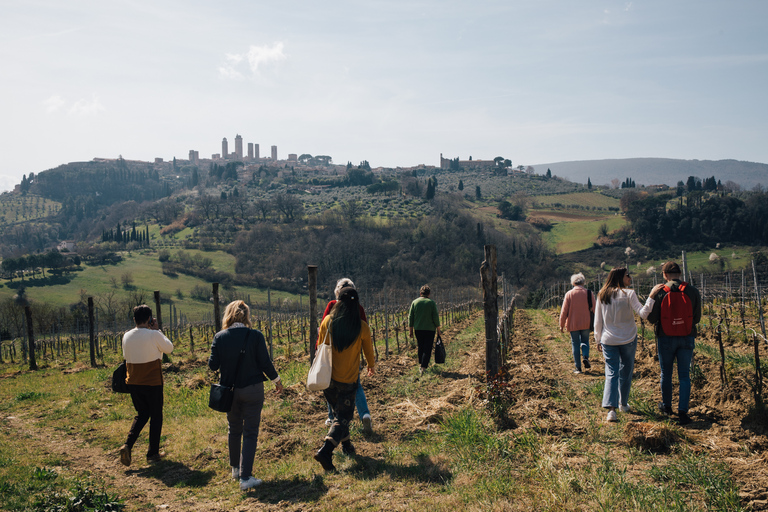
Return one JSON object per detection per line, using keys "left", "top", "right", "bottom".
{"left": 660, "top": 282, "right": 693, "bottom": 336}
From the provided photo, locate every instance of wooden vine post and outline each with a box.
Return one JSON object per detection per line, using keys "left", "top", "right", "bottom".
{"left": 308, "top": 265, "right": 318, "bottom": 364}
{"left": 754, "top": 333, "right": 763, "bottom": 407}
{"left": 212, "top": 283, "right": 221, "bottom": 333}
{"left": 25, "top": 305, "right": 37, "bottom": 371}
{"left": 88, "top": 297, "right": 96, "bottom": 368}
{"left": 481, "top": 245, "right": 500, "bottom": 379}
{"left": 752, "top": 260, "right": 766, "bottom": 340}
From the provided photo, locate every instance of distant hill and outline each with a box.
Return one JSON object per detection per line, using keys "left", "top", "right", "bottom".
{"left": 532, "top": 158, "right": 768, "bottom": 190}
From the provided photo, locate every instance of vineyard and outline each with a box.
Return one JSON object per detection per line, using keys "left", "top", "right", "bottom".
{"left": 1, "top": 264, "right": 767, "bottom": 510}
{"left": 0, "top": 281, "right": 481, "bottom": 370}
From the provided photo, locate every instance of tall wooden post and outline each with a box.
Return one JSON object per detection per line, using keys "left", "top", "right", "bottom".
{"left": 308, "top": 265, "right": 318, "bottom": 363}
{"left": 481, "top": 245, "right": 500, "bottom": 378}
{"left": 88, "top": 297, "right": 96, "bottom": 367}
{"left": 753, "top": 260, "right": 766, "bottom": 339}
{"left": 154, "top": 291, "right": 170, "bottom": 363}
{"left": 212, "top": 283, "right": 221, "bottom": 333}
{"left": 25, "top": 305, "right": 37, "bottom": 371}
{"left": 267, "top": 289, "right": 273, "bottom": 359}
{"left": 153, "top": 291, "right": 163, "bottom": 329}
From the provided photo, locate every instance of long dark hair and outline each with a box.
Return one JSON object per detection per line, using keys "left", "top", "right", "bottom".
{"left": 329, "top": 287, "right": 362, "bottom": 352}
{"left": 598, "top": 267, "right": 629, "bottom": 305}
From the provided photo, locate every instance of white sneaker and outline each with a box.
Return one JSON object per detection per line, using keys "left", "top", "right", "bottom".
{"left": 239, "top": 476, "right": 262, "bottom": 490}
{"left": 606, "top": 410, "right": 618, "bottom": 422}
{"left": 361, "top": 414, "right": 373, "bottom": 434}
{"left": 573, "top": 370, "right": 582, "bottom": 374}
{"left": 619, "top": 404, "right": 631, "bottom": 413}
{"left": 231, "top": 467, "right": 239, "bottom": 480}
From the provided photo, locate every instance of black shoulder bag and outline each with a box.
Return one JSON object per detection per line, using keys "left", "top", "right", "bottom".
{"left": 111, "top": 361, "right": 130, "bottom": 393}
{"left": 209, "top": 330, "right": 251, "bottom": 413}
{"left": 587, "top": 290, "right": 595, "bottom": 332}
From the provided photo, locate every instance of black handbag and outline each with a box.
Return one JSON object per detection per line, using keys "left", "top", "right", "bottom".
{"left": 208, "top": 383, "right": 234, "bottom": 412}
{"left": 111, "top": 361, "right": 129, "bottom": 393}
{"left": 587, "top": 290, "right": 595, "bottom": 332}
{"left": 434, "top": 335, "right": 446, "bottom": 364}
{"left": 209, "top": 330, "right": 251, "bottom": 413}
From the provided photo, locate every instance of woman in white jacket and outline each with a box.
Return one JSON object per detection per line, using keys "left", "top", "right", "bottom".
{"left": 594, "top": 268, "right": 663, "bottom": 422}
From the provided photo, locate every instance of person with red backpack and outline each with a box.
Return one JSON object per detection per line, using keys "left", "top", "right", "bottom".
{"left": 647, "top": 261, "right": 702, "bottom": 425}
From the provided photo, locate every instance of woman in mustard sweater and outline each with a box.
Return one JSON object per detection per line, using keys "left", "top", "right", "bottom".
{"left": 314, "top": 287, "right": 375, "bottom": 471}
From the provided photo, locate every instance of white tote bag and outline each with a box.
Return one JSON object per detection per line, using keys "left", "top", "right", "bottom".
{"left": 306, "top": 330, "right": 332, "bottom": 391}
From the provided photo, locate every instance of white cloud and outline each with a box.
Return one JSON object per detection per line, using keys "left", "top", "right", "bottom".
{"left": 69, "top": 95, "right": 105, "bottom": 116}
{"left": 218, "top": 65, "right": 244, "bottom": 80}
{"left": 219, "top": 42, "right": 286, "bottom": 79}
{"left": 625, "top": 2, "right": 633, "bottom": 12}
{"left": 43, "top": 95, "right": 66, "bottom": 113}
{"left": 246, "top": 42, "right": 286, "bottom": 73}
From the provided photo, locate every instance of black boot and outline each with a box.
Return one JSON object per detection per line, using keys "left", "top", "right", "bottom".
{"left": 341, "top": 440, "right": 356, "bottom": 456}
{"left": 314, "top": 440, "right": 336, "bottom": 471}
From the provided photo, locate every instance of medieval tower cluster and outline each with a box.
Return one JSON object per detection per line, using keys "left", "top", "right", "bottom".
{"left": 193, "top": 135, "right": 277, "bottom": 163}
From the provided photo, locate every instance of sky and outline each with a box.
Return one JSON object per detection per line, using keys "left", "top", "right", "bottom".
{"left": 1, "top": 0, "right": 767, "bottom": 192}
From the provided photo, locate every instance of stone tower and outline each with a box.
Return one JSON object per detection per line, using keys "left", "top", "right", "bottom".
{"left": 271, "top": 145, "right": 277, "bottom": 161}
{"left": 222, "top": 138, "right": 228, "bottom": 160}
{"left": 235, "top": 134, "right": 243, "bottom": 159}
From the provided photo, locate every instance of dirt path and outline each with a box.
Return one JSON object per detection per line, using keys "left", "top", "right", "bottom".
{"left": 505, "top": 309, "right": 768, "bottom": 510}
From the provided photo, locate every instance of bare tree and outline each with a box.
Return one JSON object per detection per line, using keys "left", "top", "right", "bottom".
{"left": 255, "top": 199, "right": 271, "bottom": 221}
{"left": 273, "top": 193, "right": 303, "bottom": 222}
{"left": 197, "top": 194, "right": 219, "bottom": 220}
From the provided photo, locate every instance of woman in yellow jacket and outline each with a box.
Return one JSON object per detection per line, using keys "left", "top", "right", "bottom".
{"left": 314, "top": 287, "right": 375, "bottom": 471}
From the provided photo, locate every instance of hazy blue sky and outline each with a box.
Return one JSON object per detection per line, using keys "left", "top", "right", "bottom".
{"left": 2, "top": 0, "right": 767, "bottom": 192}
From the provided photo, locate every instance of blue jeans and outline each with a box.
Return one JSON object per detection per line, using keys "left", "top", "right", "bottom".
{"left": 327, "top": 377, "right": 370, "bottom": 420}
{"left": 601, "top": 338, "right": 636, "bottom": 409}
{"left": 657, "top": 335, "right": 695, "bottom": 413}
{"left": 570, "top": 329, "right": 590, "bottom": 371}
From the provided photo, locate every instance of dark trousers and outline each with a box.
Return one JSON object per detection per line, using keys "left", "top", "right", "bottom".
{"left": 323, "top": 379, "right": 358, "bottom": 446}
{"left": 415, "top": 330, "right": 436, "bottom": 368}
{"left": 227, "top": 383, "right": 264, "bottom": 479}
{"left": 125, "top": 384, "right": 164, "bottom": 456}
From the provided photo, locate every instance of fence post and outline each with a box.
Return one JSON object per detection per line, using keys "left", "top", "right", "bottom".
{"left": 481, "top": 244, "right": 500, "bottom": 378}
{"left": 752, "top": 260, "right": 766, "bottom": 340}
{"left": 25, "top": 305, "right": 37, "bottom": 371}
{"left": 212, "top": 283, "right": 221, "bottom": 333}
{"left": 308, "top": 265, "right": 318, "bottom": 364}
{"left": 754, "top": 333, "right": 763, "bottom": 407}
{"left": 88, "top": 297, "right": 96, "bottom": 367}
{"left": 267, "top": 288, "right": 273, "bottom": 359}
{"left": 150, "top": 291, "right": 168, "bottom": 364}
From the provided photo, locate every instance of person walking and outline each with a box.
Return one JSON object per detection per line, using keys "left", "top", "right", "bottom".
{"left": 646, "top": 261, "right": 701, "bottom": 425}
{"left": 321, "top": 278, "right": 373, "bottom": 434}
{"left": 209, "top": 300, "right": 284, "bottom": 490}
{"left": 119, "top": 305, "right": 174, "bottom": 467}
{"left": 408, "top": 285, "right": 442, "bottom": 376}
{"left": 314, "top": 287, "right": 375, "bottom": 472}
{"left": 559, "top": 272, "right": 594, "bottom": 374}
{"left": 594, "top": 268, "right": 663, "bottom": 422}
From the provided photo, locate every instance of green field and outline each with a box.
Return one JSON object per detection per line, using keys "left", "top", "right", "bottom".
{"left": 0, "top": 249, "right": 301, "bottom": 320}
{"left": 532, "top": 191, "right": 620, "bottom": 209}
{"left": 543, "top": 215, "right": 626, "bottom": 254}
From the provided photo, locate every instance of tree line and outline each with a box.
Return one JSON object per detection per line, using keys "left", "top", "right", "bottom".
{"left": 624, "top": 191, "right": 768, "bottom": 248}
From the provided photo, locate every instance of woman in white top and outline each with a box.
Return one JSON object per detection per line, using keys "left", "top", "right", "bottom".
{"left": 594, "top": 268, "right": 664, "bottom": 422}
